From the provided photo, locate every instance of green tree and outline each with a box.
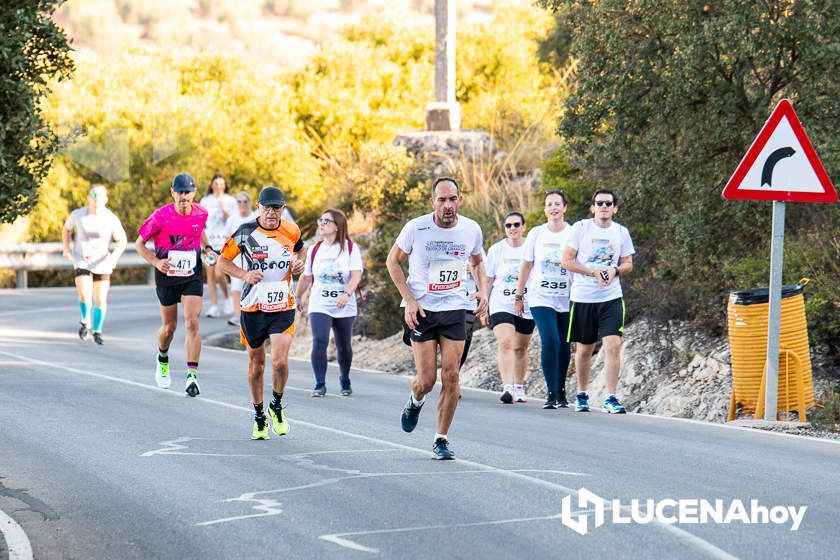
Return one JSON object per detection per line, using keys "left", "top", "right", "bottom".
{"left": 0, "top": 0, "right": 74, "bottom": 223}
{"left": 538, "top": 0, "right": 840, "bottom": 350}
{"left": 32, "top": 48, "right": 316, "bottom": 242}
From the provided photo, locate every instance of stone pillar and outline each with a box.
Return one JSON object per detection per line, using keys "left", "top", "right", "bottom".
{"left": 426, "top": 0, "right": 461, "bottom": 131}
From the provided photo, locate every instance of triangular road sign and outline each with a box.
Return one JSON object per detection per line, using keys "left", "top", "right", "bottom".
{"left": 722, "top": 99, "right": 837, "bottom": 202}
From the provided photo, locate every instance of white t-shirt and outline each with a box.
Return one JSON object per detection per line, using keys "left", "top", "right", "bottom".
{"left": 63, "top": 207, "right": 126, "bottom": 274}
{"left": 460, "top": 248, "right": 486, "bottom": 312}
{"left": 523, "top": 223, "right": 572, "bottom": 312}
{"left": 200, "top": 193, "right": 237, "bottom": 250}
{"left": 565, "top": 218, "right": 635, "bottom": 303}
{"left": 485, "top": 239, "right": 531, "bottom": 318}
{"left": 395, "top": 213, "right": 484, "bottom": 312}
{"left": 304, "top": 240, "right": 364, "bottom": 318}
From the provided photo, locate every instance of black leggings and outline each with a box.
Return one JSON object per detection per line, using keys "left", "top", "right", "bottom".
{"left": 310, "top": 312, "right": 355, "bottom": 389}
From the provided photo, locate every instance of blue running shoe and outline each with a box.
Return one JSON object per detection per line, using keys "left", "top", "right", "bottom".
{"left": 575, "top": 391, "right": 590, "bottom": 412}
{"left": 603, "top": 395, "right": 627, "bottom": 414}
{"left": 400, "top": 395, "right": 423, "bottom": 432}
{"left": 432, "top": 438, "right": 455, "bottom": 460}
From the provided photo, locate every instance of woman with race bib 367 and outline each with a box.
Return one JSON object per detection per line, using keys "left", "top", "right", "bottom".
{"left": 485, "top": 211, "right": 535, "bottom": 404}
{"left": 514, "top": 190, "right": 573, "bottom": 410}
{"left": 295, "top": 209, "right": 363, "bottom": 397}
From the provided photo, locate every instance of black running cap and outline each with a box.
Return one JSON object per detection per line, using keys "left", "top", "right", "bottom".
{"left": 172, "top": 173, "right": 196, "bottom": 192}
{"left": 258, "top": 186, "right": 286, "bottom": 206}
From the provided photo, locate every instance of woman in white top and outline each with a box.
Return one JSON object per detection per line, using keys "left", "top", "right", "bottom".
{"left": 514, "top": 190, "right": 573, "bottom": 409}
{"left": 484, "top": 211, "right": 535, "bottom": 404}
{"left": 61, "top": 183, "right": 127, "bottom": 345}
{"left": 295, "top": 209, "right": 363, "bottom": 397}
{"left": 200, "top": 172, "right": 237, "bottom": 318}
{"left": 224, "top": 191, "right": 258, "bottom": 326}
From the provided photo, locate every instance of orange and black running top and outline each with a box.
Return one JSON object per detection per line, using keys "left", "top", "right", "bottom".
{"left": 221, "top": 219, "right": 303, "bottom": 313}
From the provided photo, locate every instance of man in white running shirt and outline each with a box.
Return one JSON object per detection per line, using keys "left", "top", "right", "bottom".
{"left": 386, "top": 177, "right": 488, "bottom": 460}
{"left": 562, "top": 189, "right": 635, "bottom": 414}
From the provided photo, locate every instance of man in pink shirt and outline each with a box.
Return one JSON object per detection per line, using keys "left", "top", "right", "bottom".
{"left": 136, "top": 173, "right": 211, "bottom": 396}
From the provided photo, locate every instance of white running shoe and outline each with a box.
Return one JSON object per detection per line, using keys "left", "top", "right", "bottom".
{"left": 223, "top": 298, "right": 233, "bottom": 315}
{"left": 514, "top": 386, "right": 527, "bottom": 403}
{"left": 155, "top": 358, "right": 171, "bottom": 389}
{"left": 205, "top": 304, "right": 220, "bottom": 318}
{"left": 227, "top": 315, "right": 240, "bottom": 327}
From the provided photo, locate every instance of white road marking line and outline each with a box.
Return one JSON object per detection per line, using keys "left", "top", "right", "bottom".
{"left": 198, "top": 468, "right": 587, "bottom": 527}
{"left": 320, "top": 506, "right": 608, "bottom": 554}
{"left": 0, "top": 349, "right": 738, "bottom": 560}
{"left": 0, "top": 508, "right": 33, "bottom": 560}
{"left": 196, "top": 498, "right": 283, "bottom": 527}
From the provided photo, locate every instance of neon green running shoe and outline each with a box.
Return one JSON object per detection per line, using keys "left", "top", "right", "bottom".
{"left": 251, "top": 415, "right": 270, "bottom": 440}
{"left": 268, "top": 402, "right": 289, "bottom": 436}
{"left": 155, "top": 358, "right": 171, "bottom": 389}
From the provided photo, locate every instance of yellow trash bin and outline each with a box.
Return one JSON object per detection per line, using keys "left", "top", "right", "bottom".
{"left": 726, "top": 280, "right": 814, "bottom": 422}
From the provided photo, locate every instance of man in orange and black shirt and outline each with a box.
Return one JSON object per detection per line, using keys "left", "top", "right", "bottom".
{"left": 218, "top": 186, "right": 305, "bottom": 440}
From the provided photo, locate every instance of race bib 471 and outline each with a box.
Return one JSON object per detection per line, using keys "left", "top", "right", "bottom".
{"left": 167, "top": 250, "right": 196, "bottom": 277}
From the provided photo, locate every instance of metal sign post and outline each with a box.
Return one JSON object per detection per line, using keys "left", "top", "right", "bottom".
{"left": 763, "top": 201, "right": 785, "bottom": 420}
{"left": 722, "top": 99, "right": 836, "bottom": 422}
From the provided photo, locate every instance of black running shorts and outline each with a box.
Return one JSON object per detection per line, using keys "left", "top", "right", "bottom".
{"left": 567, "top": 297, "right": 625, "bottom": 344}
{"left": 489, "top": 311, "right": 536, "bottom": 335}
{"left": 74, "top": 268, "right": 111, "bottom": 282}
{"left": 156, "top": 276, "right": 203, "bottom": 306}
{"left": 240, "top": 309, "right": 296, "bottom": 349}
{"left": 401, "top": 308, "right": 467, "bottom": 346}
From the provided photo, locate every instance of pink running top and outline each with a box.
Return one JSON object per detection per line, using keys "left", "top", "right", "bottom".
{"left": 138, "top": 203, "right": 208, "bottom": 283}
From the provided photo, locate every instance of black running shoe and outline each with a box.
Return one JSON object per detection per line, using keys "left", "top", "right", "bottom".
{"left": 78, "top": 322, "right": 90, "bottom": 341}
{"left": 432, "top": 437, "right": 455, "bottom": 460}
{"left": 400, "top": 395, "right": 423, "bottom": 432}
{"left": 92, "top": 332, "right": 104, "bottom": 345}
{"left": 185, "top": 374, "right": 200, "bottom": 397}
{"left": 500, "top": 390, "right": 513, "bottom": 404}
{"left": 543, "top": 392, "right": 557, "bottom": 409}
{"left": 557, "top": 389, "right": 569, "bottom": 408}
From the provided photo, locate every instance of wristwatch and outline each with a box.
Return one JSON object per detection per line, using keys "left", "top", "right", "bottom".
{"left": 614, "top": 266, "right": 620, "bottom": 277}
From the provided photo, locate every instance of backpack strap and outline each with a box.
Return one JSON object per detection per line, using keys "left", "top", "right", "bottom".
{"left": 309, "top": 240, "right": 322, "bottom": 270}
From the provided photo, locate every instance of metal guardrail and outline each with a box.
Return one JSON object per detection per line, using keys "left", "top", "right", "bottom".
{"left": 0, "top": 242, "right": 154, "bottom": 288}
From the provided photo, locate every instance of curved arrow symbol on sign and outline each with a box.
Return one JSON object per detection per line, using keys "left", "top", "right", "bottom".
{"left": 761, "top": 147, "right": 795, "bottom": 187}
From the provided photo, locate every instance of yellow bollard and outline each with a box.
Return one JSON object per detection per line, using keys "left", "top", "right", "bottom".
{"left": 727, "top": 279, "right": 814, "bottom": 421}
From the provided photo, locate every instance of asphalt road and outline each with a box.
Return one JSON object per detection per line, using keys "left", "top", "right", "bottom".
{"left": 1, "top": 286, "right": 839, "bottom": 559}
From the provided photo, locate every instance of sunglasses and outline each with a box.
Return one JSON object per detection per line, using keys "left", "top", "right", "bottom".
{"left": 317, "top": 218, "right": 335, "bottom": 225}
{"left": 594, "top": 200, "right": 614, "bottom": 207}
{"left": 545, "top": 189, "right": 565, "bottom": 195}
{"left": 263, "top": 204, "right": 283, "bottom": 212}
{"left": 504, "top": 222, "right": 522, "bottom": 229}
